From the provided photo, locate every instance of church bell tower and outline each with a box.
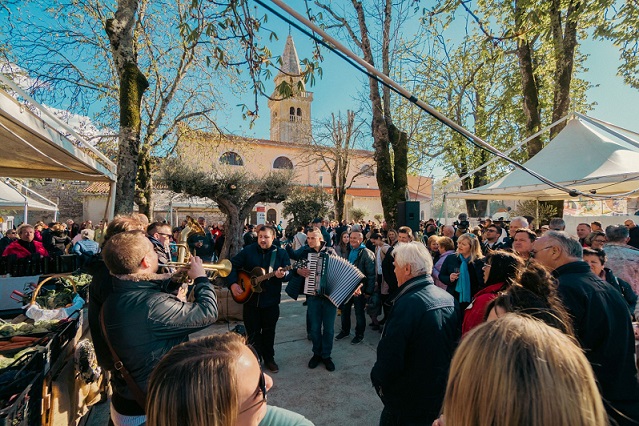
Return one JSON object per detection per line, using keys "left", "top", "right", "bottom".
{"left": 268, "top": 35, "right": 313, "bottom": 143}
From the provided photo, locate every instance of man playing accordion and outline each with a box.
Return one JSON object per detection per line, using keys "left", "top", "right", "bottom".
{"left": 287, "top": 229, "right": 338, "bottom": 371}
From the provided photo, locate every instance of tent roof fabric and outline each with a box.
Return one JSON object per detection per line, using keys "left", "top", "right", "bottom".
{"left": 0, "top": 88, "right": 115, "bottom": 182}
{"left": 0, "top": 180, "right": 57, "bottom": 211}
{"left": 447, "top": 115, "right": 639, "bottom": 201}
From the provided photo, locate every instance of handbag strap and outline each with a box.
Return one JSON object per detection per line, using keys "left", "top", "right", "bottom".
{"left": 99, "top": 306, "right": 147, "bottom": 409}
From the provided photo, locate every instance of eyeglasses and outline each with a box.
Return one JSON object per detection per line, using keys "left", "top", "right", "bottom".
{"left": 157, "top": 233, "right": 172, "bottom": 237}
{"left": 593, "top": 239, "right": 606, "bottom": 244}
{"left": 238, "top": 370, "right": 267, "bottom": 414}
{"left": 530, "top": 246, "right": 554, "bottom": 258}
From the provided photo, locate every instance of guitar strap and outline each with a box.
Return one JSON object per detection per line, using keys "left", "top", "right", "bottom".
{"left": 269, "top": 249, "right": 277, "bottom": 274}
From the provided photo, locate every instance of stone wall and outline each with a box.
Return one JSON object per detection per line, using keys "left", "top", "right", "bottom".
{"left": 27, "top": 180, "right": 86, "bottom": 224}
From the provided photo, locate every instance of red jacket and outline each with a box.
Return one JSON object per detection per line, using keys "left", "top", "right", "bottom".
{"left": 2, "top": 240, "right": 49, "bottom": 259}
{"left": 462, "top": 282, "right": 505, "bottom": 335}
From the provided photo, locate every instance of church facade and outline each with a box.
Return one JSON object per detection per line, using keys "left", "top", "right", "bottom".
{"left": 176, "top": 35, "right": 432, "bottom": 226}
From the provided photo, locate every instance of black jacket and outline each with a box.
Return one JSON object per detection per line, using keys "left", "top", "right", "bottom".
{"left": 381, "top": 243, "right": 399, "bottom": 295}
{"left": 103, "top": 275, "right": 218, "bottom": 413}
{"left": 438, "top": 254, "right": 485, "bottom": 302}
{"left": 554, "top": 261, "right": 639, "bottom": 421}
{"left": 286, "top": 242, "right": 337, "bottom": 300}
{"left": 351, "top": 245, "right": 376, "bottom": 295}
{"left": 604, "top": 267, "right": 638, "bottom": 318}
{"left": 371, "top": 274, "right": 460, "bottom": 424}
{"left": 226, "top": 243, "right": 290, "bottom": 308}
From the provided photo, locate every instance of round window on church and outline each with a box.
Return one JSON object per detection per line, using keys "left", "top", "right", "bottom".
{"left": 273, "top": 156, "right": 293, "bottom": 169}
{"left": 219, "top": 151, "right": 244, "bottom": 166}
{"left": 361, "top": 164, "right": 375, "bottom": 176}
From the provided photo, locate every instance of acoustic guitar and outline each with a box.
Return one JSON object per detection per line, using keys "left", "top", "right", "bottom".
{"left": 232, "top": 260, "right": 307, "bottom": 304}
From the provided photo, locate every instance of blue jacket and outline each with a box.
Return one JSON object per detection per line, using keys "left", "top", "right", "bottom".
{"left": 371, "top": 274, "right": 460, "bottom": 424}
{"left": 226, "top": 243, "right": 290, "bottom": 308}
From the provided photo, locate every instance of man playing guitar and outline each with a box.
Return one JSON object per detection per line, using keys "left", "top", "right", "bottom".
{"left": 227, "top": 225, "right": 290, "bottom": 373}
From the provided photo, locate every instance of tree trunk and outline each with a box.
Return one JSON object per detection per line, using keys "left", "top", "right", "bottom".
{"left": 106, "top": 1, "right": 149, "bottom": 215}
{"left": 334, "top": 189, "right": 346, "bottom": 222}
{"left": 136, "top": 145, "right": 153, "bottom": 219}
{"left": 514, "top": 0, "right": 543, "bottom": 158}
{"left": 549, "top": 0, "right": 580, "bottom": 138}
{"left": 352, "top": 0, "right": 406, "bottom": 229}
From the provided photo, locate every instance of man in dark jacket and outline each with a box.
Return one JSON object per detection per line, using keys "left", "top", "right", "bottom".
{"left": 335, "top": 230, "right": 375, "bottom": 345}
{"left": 228, "top": 225, "right": 290, "bottom": 373}
{"left": 371, "top": 242, "right": 460, "bottom": 425}
{"left": 147, "top": 221, "right": 172, "bottom": 268}
{"left": 532, "top": 231, "right": 639, "bottom": 425}
{"left": 101, "top": 230, "right": 218, "bottom": 425}
{"left": 287, "top": 229, "right": 339, "bottom": 371}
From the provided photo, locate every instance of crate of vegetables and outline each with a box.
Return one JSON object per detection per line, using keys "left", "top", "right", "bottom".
{"left": 0, "top": 350, "right": 44, "bottom": 426}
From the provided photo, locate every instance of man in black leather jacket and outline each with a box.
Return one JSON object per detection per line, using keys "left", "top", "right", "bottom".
{"left": 101, "top": 231, "right": 218, "bottom": 425}
{"left": 371, "top": 242, "right": 460, "bottom": 425}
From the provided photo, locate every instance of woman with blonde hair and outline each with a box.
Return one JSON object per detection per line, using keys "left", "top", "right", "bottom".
{"left": 439, "top": 233, "right": 484, "bottom": 311}
{"left": 436, "top": 314, "right": 607, "bottom": 426}
{"left": 147, "top": 333, "right": 313, "bottom": 426}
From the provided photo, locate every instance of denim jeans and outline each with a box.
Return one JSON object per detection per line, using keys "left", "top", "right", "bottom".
{"left": 306, "top": 295, "right": 337, "bottom": 358}
{"left": 340, "top": 294, "right": 366, "bottom": 337}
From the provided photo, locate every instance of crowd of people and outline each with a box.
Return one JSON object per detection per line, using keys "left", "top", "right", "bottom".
{"left": 3, "top": 212, "right": 639, "bottom": 425}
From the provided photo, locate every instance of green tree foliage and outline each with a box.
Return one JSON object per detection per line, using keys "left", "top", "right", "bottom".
{"left": 596, "top": 1, "right": 639, "bottom": 90}
{"left": 406, "top": 0, "right": 598, "bottom": 216}
{"left": 164, "top": 160, "right": 293, "bottom": 258}
{"left": 3, "top": 0, "right": 314, "bottom": 216}
{"left": 349, "top": 207, "right": 368, "bottom": 223}
{"left": 282, "top": 187, "right": 332, "bottom": 230}
{"left": 512, "top": 200, "right": 558, "bottom": 225}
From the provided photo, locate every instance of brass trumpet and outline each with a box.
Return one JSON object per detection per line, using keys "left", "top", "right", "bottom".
{"left": 159, "top": 259, "right": 233, "bottom": 278}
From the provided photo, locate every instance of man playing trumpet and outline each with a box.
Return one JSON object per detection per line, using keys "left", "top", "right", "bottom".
{"left": 100, "top": 230, "right": 218, "bottom": 425}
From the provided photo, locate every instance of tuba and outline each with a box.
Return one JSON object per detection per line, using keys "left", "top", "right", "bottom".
{"left": 177, "top": 216, "right": 206, "bottom": 263}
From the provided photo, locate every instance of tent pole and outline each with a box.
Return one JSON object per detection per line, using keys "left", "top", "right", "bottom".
{"left": 536, "top": 200, "right": 540, "bottom": 231}
{"left": 106, "top": 180, "right": 117, "bottom": 221}
{"left": 443, "top": 193, "right": 448, "bottom": 225}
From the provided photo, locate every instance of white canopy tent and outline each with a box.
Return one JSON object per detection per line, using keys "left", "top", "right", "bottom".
{"left": 0, "top": 179, "right": 58, "bottom": 219}
{"left": 446, "top": 114, "right": 639, "bottom": 202}
{"left": 0, "top": 74, "right": 117, "bottom": 219}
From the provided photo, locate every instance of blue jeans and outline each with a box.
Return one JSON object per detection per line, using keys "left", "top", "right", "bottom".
{"left": 340, "top": 294, "right": 366, "bottom": 337}
{"left": 307, "top": 295, "right": 337, "bottom": 358}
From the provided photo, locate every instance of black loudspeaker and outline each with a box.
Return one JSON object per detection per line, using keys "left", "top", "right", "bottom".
{"left": 397, "top": 201, "right": 420, "bottom": 234}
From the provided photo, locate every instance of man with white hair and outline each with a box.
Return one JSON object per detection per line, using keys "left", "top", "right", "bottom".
{"left": 502, "top": 216, "right": 528, "bottom": 249}
{"left": 371, "top": 242, "right": 460, "bottom": 425}
{"left": 531, "top": 231, "right": 639, "bottom": 424}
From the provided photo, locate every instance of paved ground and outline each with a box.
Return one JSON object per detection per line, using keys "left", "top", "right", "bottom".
{"left": 83, "top": 287, "right": 383, "bottom": 425}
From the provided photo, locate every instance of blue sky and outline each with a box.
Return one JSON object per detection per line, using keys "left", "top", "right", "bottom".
{"left": 223, "top": 5, "right": 639, "bottom": 162}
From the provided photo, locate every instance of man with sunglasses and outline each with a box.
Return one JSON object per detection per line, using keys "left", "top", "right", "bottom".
{"left": 147, "top": 222, "right": 173, "bottom": 268}
{"left": 481, "top": 224, "right": 503, "bottom": 255}
{"left": 0, "top": 228, "right": 17, "bottom": 255}
{"left": 531, "top": 231, "right": 639, "bottom": 425}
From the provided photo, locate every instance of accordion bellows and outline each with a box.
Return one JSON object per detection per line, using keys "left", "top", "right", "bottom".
{"left": 304, "top": 252, "right": 365, "bottom": 307}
